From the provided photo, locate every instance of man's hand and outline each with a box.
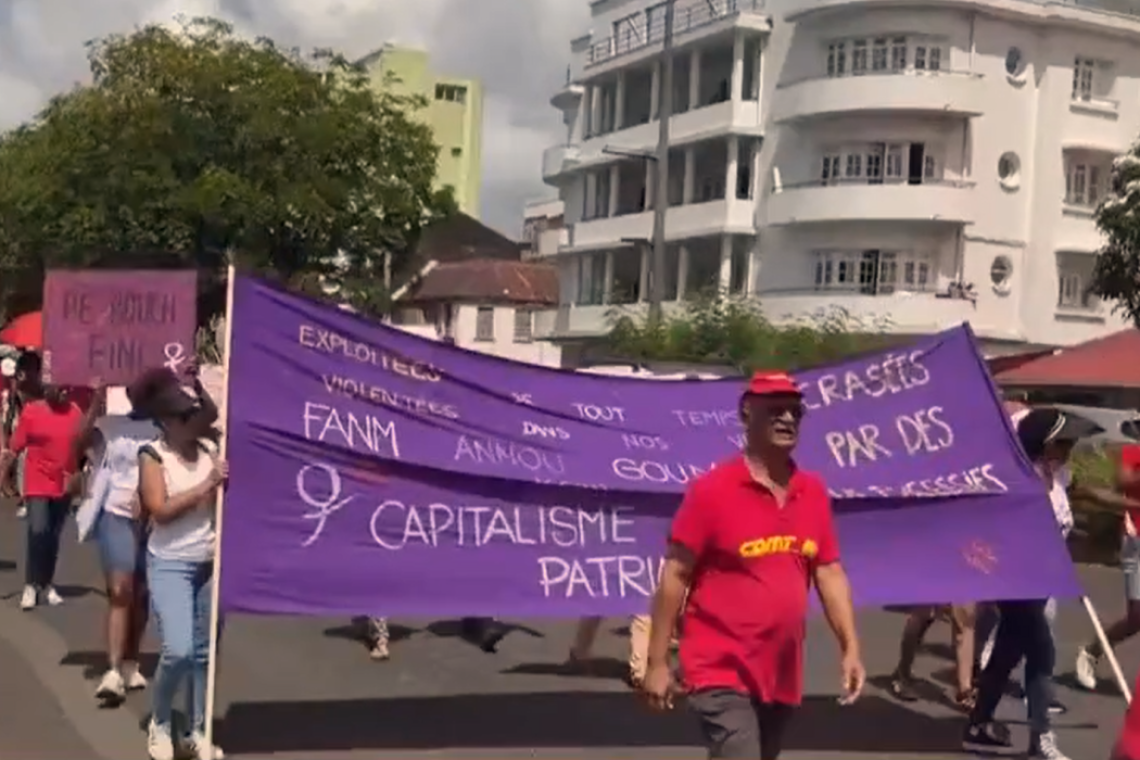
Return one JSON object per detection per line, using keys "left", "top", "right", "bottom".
{"left": 641, "top": 661, "right": 677, "bottom": 711}
{"left": 839, "top": 650, "right": 865, "bottom": 704}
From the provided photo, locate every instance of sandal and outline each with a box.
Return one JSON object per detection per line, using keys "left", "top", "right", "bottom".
{"left": 954, "top": 687, "right": 978, "bottom": 711}
{"left": 890, "top": 674, "right": 920, "bottom": 702}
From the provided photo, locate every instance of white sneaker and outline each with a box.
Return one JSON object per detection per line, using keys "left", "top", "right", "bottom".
{"left": 19, "top": 585, "right": 36, "bottom": 610}
{"left": 1030, "top": 731, "right": 1071, "bottom": 760}
{"left": 1075, "top": 646, "right": 1100, "bottom": 691}
{"left": 95, "top": 669, "right": 125, "bottom": 703}
{"left": 147, "top": 720, "right": 175, "bottom": 760}
{"left": 183, "top": 730, "right": 225, "bottom": 760}
{"left": 122, "top": 661, "right": 148, "bottom": 690}
{"left": 43, "top": 587, "right": 63, "bottom": 606}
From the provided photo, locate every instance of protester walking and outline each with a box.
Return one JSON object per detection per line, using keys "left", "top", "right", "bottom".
{"left": 1075, "top": 440, "right": 1140, "bottom": 691}
{"left": 642, "top": 371, "right": 864, "bottom": 760}
{"left": 134, "top": 368, "right": 225, "bottom": 760}
{"left": 964, "top": 407, "right": 1095, "bottom": 760}
{"left": 889, "top": 604, "right": 977, "bottom": 709}
{"left": 3, "top": 352, "right": 46, "bottom": 520}
{"left": 0, "top": 374, "right": 82, "bottom": 610}
{"left": 568, "top": 614, "right": 654, "bottom": 686}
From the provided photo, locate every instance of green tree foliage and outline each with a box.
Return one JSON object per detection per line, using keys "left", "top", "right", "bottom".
{"left": 0, "top": 17, "right": 455, "bottom": 321}
{"left": 1092, "top": 153, "right": 1140, "bottom": 326}
{"left": 605, "top": 295, "right": 896, "bottom": 372}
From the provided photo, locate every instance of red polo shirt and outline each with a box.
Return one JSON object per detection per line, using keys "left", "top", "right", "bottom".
{"left": 1123, "top": 445, "right": 1140, "bottom": 531}
{"left": 1115, "top": 669, "right": 1140, "bottom": 759}
{"left": 8, "top": 399, "right": 82, "bottom": 499}
{"left": 670, "top": 455, "right": 839, "bottom": 705}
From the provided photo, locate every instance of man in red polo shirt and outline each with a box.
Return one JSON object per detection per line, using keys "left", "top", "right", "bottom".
{"left": 1076, "top": 442, "right": 1140, "bottom": 690}
{"left": 642, "top": 371, "right": 864, "bottom": 759}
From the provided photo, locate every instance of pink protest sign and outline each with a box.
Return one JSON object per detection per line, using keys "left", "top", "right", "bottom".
{"left": 43, "top": 270, "right": 198, "bottom": 386}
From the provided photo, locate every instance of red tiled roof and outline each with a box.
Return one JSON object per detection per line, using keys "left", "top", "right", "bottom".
{"left": 995, "top": 329, "right": 1140, "bottom": 389}
{"left": 403, "top": 259, "right": 558, "bottom": 306}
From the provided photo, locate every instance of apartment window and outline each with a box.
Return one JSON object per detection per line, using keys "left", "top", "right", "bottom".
{"left": 613, "top": 13, "right": 643, "bottom": 54}
{"left": 1065, "top": 162, "right": 1103, "bottom": 206}
{"left": 1056, "top": 253, "right": 1099, "bottom": 311}
{"left": 475, "top": 307, "right": 495, "bottom": 341}
{"left": 871, "top": 38, "right": 888, "bottom": 71}
{"left": 886, "top": 144, "right": 904, "bottom": 180}
{"left": 821, "top": 154, "right": 841, "bottom": 185}
{"left": 576, "top": 253, "right": 607, "bottom": 305}
{"left": 435, "top": 84, "right": 468, "bottom": 104}
{"left": 820, "top": 142, "right": 938, "bottom": 185}
{"left": 513, "top": 308, "right": 533, "bottom": 342}
{"left": 852, "top": 39, "right": 868, "bottom": 75}
{"left": 1073, "top": 57, "right": 1096, "bottom": 101}
{"left": 646, "top": 3, "right": 669, "bottom": 43}
{"left": 890, "top": 37, "right": 907, "bottom": 71}
{"left": 827, "top": 42, "right": 847, "bottom": 77}
{"left": 813, "top": 250, "right": 932, "bottom": 295}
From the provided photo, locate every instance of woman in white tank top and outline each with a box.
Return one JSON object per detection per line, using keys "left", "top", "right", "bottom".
{"left": 134, "top": 370, "right": 226, "bottom": 760}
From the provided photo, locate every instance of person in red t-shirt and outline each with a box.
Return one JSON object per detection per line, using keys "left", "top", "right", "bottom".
{"left": 1076, "top": 443, "right": 1140, "bottom": 690}
{"left": 1115, "top": 668, "right": 1140, "bottom": 760}
{"left": 641, "top": 371, "right": 864, "bottom": 760}
{"left": 0, "top": 385, "right": 83, "bottom": 610}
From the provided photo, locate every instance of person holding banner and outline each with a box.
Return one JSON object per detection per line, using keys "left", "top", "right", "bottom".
{"left": 642, "top": 371, "right": 864, "bottom": 760}
{"left": 964, "top": 407, "right": 1095, "bottom": 760}
{"left": 135, "top": 369, "right": 226, "bottom": 760}
{"left": 1076, "top": 441, "right": 1140, "bottom": 692}
{"left": 0, "top": 375, "right": 82, "bottom": 611}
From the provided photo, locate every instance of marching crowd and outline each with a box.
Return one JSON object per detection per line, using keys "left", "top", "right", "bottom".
{"left": 2, "top": 348, "right": 1140, "bottom": 760}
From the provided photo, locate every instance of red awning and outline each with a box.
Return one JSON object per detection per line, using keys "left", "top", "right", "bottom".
{"left": 0, "top": 311, "right": 41, "bottom": 349}
{"left": 995, "top": 329, "right": 1140, "bottom": 389}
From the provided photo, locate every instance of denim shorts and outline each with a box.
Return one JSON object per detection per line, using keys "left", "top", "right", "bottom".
{"left": 94, "top": 512, "right": 147, "bottom": 577}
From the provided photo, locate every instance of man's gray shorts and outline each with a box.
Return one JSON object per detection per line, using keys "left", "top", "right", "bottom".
{"left": 1123, "top": 536, "right": 1140, "bottom": 602}
{"left": 688, "top": 689, "right": 795, "bottom": 760}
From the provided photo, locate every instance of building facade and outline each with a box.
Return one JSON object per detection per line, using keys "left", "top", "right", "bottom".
{"left": 538, "top": 0, "right": 1137, "bottom": 347}
{"left": 521, "top": 198, "right": 567, "bottom": 260}
{"left": 361, "top": 45, "right": 484, "bottom": 219}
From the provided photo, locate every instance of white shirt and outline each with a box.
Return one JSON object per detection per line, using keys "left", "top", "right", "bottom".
{"left": 146, "top": 439, "right": 217, "bottom": 562}
{"left": 95, "top": 416, "right": 161, "bottom": 518}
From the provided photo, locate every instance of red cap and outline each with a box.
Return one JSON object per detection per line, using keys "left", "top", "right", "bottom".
{"left": 744, "top": 371, "right": 802, "bottom": 397}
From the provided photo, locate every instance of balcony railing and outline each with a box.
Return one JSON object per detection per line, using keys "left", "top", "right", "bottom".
{"left": 586, "top": 0, "right": 766, "bottom": 68}
{"left": 1052, "top": 0, "right": 1140, "bottom": 21}
{"left": 777, "top": 67, "right": 981, "bottom": 89}
{"left": 777, "top": 177, "right": 975, "bottom": 190}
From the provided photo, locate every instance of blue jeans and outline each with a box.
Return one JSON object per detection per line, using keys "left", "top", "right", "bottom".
{"left": 972, "top": 599, "right": 1055, "bottom": 734}
{"left": 25, "top": 497, "right": 69, "bottom": 587}
{"left": 148, "top": 555, "right": 213, "bottom": 733}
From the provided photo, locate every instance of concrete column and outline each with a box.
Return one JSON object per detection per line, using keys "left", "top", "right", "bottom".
{"left": 585, "top": 172, "right": 597, "bottom": 218}
{"left": 683, "top": 147, "right": 695, "bottom": 204}
{"left": 678, "top": 245, "right": 690, "bottom": 300}
{"left": 645, "top": 161, "right": 655, "bottom": 210}
{"left": 603, "top": 251, "right": 615, "bottom": 304}
{"left": 591, "top": 86, "right": 602, "bottom": 136}
{"left": 751, "top": 39, "right": 764, "bottom": 100}
{"left": 726, "top": 136, "right": 740, "bottom": 200}
{"left": 649, "top": 62, "right": 660, "bottom": 120}
{"left": 751, "top": 139, "right": 762, "bottom": 200}
{"left": 719, "top": 235, "right": 733, "bottom": 292}
{"left": 608, "top": 165, "right": 620, "bottom": 217}
{"left": 731, "top": 32, "right": 745, "bottom": 103}
{"left": 689, "top": 49, "right": 702, "bottom": 109}
{"left": 614, "top": 72, "right": 626, "bottom": 130}
{"left": 638, "top": 244, "right": 650, "bottom": 301}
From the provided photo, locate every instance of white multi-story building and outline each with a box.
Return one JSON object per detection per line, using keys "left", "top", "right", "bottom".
{"left": 538, "top": 0, "right": 1137, "bottom": 347}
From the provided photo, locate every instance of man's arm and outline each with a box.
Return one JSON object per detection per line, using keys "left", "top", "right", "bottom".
{"left": 646, "top": 544, "right": 694, "bottom": 669}
{"left": 815, "top": 562, "right": 859, "bottom": 656}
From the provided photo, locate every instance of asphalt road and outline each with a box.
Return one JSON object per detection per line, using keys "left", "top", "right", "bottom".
{"left": 0, "top": 508, "right": 1133, "bottom": 760}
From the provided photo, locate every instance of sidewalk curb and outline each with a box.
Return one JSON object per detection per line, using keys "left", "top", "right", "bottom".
{"left": 0, "top": 600, "right": 144, "bottom": 760}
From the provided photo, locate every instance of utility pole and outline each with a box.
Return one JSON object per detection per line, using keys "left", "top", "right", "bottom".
{"left": 647, "top": 0, "right": 675, "bottom": 325}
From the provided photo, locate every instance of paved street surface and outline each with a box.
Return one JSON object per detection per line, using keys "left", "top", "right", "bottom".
{"left": 0, "top": 507, "right": 1133, "bottom": 760}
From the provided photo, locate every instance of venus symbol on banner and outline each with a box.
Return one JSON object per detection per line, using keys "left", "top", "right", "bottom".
{"left": 163, "top": 342, "right": 187, "bottom": 372}
{"left": 296, "top": 463, "right": 355, "bottom": 548}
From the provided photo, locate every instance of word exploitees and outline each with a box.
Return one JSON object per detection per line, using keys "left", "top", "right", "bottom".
{"left": 295, "top": 463, "right": 664, "bottom": 601}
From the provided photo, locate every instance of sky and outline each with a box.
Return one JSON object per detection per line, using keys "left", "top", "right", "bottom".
{"left": 0, "top": 0, "right": 588, "bottom": 237}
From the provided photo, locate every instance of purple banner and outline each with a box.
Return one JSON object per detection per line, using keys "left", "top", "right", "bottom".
{"left": 220, "top": 277, "right": 1082, "bottom": 616}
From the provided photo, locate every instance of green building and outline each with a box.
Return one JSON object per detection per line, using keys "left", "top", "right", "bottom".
{"left": 360, "top": 45, "right": 484, "bottom": 219}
